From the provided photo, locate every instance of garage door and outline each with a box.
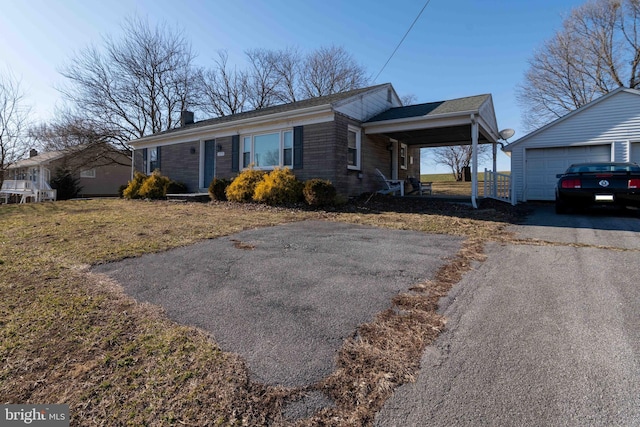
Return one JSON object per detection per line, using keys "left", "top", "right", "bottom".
{"left": 632, "top": 143, "right": 640, "bottom": 164}
{"left": 525, "top": 145, "right": 611, "bottom": 201}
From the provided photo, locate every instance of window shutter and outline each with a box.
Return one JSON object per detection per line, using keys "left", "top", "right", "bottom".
{"left": 142, "top": 148, "right": 148, "bottom": 173}
{"left": 231, "top": 135, "right": 240, "bottom": 173}
{"left": 293, "top": 126, "right": 303, "bottom": 169}
{"left": 156, "top": 146, "right": 161, "bottom": 171}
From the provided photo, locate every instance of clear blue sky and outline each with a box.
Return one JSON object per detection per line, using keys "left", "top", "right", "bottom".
{"left": 0, "top": 0, "right": 587, "bottom": 173}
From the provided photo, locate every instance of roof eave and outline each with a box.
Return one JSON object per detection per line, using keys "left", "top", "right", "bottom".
{"left": 129, "top": 103, "right": 334, "bottom": 147}
{"left": 504, "top": 87, "right": 640, "bottom": 151}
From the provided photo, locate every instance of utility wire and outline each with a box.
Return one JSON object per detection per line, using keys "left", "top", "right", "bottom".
{"left": 372, "top": 0, "right": 432, "bottom": 82}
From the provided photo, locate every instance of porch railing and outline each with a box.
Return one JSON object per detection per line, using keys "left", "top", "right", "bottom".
{"left": 484, "top": 169, "right": 515, "bottom": 205}
{"left": 0, "top": 179, "right": 57, "bottom": 203}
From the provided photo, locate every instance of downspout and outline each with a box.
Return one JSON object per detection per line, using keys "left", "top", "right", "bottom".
{"left": 470, "top": 114, "right": 478, "bottom": 209}
{"left": 130, "top": 147, "right": 135, "bottom": 180}
{"left": 492, "top": 140, "right": 498, "bottom": 199}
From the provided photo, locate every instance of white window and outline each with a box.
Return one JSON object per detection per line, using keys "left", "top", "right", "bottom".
{"left": 148, "top": 147, "right": 158, "bottom": 173}
{"left": 347, "top": 125, "right": 361, "bottom": 170}
{"left": 400, "top": 143, "right": 408, "bottom": 170}
{"left": 241, "top": 130, "right": 294, "bottom": 170}
{"left": 80, "top": 168, "right": 96, "bottom": 178}
{"left": 243, "top": 136, "right": 252, "bottom": 168}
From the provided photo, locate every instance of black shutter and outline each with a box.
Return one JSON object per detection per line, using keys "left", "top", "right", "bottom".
{"left": 156, "top": 146, "right": 161, "bottom": 171}
{"left": 293, "top": 126, "right": 303, "bottom": 169}
{"left": 142, "top": 148, "right": 148, "bottom": 173}
{"left": 231, "top": 135, "right": 240, "bottom": 173}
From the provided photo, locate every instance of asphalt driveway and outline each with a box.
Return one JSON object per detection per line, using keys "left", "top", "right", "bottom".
{"left": 375, "top": 206, "right": 640, "bottom": 426}
{"left": 92, "top": 220, "right": 463, "bottom": 387}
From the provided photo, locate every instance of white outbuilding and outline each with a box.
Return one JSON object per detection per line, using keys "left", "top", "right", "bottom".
{"left": 504, "top": 87, "right": 640, "bottom": 202}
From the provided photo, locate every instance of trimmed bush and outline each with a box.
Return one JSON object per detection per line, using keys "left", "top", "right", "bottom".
{"left": 208, "top": 178, "right": 231, "bottom": 201}
{"left": 225, "top": 168, "right": 266, "bottom": 202}
{"left": 303, "top": 179, "right": 336, "bottom": 206}
{"left": 122, "top": 171, "right": 147, "bottom": 199}
{"left": 166, "top": 180, "right": 187, "bottom": 194}
{"left": 253, "top": 167, "right": 303, "bottom": 205}
{"left": 138, "top": 170, "right": 171, "bottom": 199}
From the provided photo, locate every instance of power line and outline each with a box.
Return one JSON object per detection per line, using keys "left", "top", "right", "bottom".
{"left": 372, "top": 0, "right": 432, "bottom": 83}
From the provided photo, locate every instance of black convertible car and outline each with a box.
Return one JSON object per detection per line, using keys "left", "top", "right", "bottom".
{"left": 555, "top": 162, "right": 640, "bottom": 214}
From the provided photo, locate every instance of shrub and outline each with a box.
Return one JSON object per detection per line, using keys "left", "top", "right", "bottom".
{"left": 208, "top": 178, "right": 231, "bottom": 201}
{"left": 123, "top": 171, "right": 147, "bottom": 199}
{"left": 253, "top": 167, "right": 303, "bottom": 205}
{"left": 303, "top": 179, "right": 336, "bottom": 206}
{"left": 117, "top": 184, "right": 128, "bottom": 198}
{"left": 138, "top": 170, "right": 171, "bottom": 199}
{"left": 166, "top": 181, "right": 187, "bottom": 194}
{"left": 225, "top": 168, "right": 266, "bottom": 202}
{"left": 50, "top": 167, "right": 82, "bottom": 200}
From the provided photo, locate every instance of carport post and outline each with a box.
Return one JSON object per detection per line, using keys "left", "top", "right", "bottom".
{"left": 471, "top": 114, "right": 478, "bottom": 209}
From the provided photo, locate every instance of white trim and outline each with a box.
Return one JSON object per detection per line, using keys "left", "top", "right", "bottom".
{"left": 504, "top": 87, "right": 640, "bottom": 151}
{"left": 240, "top": 128, "right": 294, "bottom": 171}
{"left": 399, "top": 142, "right": 408, "bottom": 170}
{"left": 347, "top": 125, "right": 362, "bottom": 171}
{"left": 130, "top": 108, "right": 334, "bottom": 149}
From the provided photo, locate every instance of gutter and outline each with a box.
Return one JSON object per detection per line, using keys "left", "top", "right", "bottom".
{"left": 129, "top": 103, "right": 333, "bottom": 147}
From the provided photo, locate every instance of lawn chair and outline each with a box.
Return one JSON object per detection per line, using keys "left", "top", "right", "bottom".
{"left": 375, "top": 169, "right": 404, "bottom": 196}
{"left": 407, "top": 176, "right": 432, "bottom": 196}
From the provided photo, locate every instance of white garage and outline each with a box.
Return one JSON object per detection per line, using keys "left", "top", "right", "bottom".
{"left": 524, "top": 145, "right": 611, "bottom": 200}
{"left": 504, "top": 87, "right": 640, "bottom": 202}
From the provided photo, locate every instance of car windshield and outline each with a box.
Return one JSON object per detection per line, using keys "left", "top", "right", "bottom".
{"left": 566, "top": 164, "right": 640, "bottom": 173}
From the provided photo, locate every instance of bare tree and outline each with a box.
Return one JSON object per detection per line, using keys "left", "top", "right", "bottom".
{"left": 0, "top": 70, "right": 30, "bottom": 186}
{"left": 59, "top": 16, "right": 199, "bottom": 148}
{"left": 245, "top": 48, "right": 283, "bottom": 109}
{"left": 518, "top": 0, "right": 640, "bottom": 130}
{"left": 271, "top": 46, "right": 303, "bottom": 103}
{"left": 198, "top": 51, "right": 248, "bottom": 117}
{"left": 198, "top": 45, "right": 369, "bottom": 116}
{"left": 430, "top": 145, "right": 491, "bottom": 181}
{"left": 30, "top": 113, "right": 131, "bottom": 170}
{"left": 300, "top": 45, "right": 369, "bottom": 98}
{"left": 400, "top": 93, "right": 418, "bottom": 105}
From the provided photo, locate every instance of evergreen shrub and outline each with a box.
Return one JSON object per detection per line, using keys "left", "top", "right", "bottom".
{"left": 225, "top": 168, "right": 266, "bottom": 202}
{"left": 303, "top": 178, "right": 336, "bottom": 206}
{"left": 253, "top": 167, "right": 302, "bottom": 205}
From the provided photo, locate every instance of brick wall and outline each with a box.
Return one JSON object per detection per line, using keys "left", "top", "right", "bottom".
{"left": 159, "top": 142, "right": 200, "bottom": 191}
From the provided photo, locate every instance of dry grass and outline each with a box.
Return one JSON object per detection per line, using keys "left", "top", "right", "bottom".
{"left": 0, "top": 197, "right": 523, "bottom": 426}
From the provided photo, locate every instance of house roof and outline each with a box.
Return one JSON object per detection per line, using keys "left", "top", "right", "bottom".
{"left": 137, "top": 83, "right": 392, "bottom": 141}
{"left": 366, "top": 94, "right": 492, "bottom": 123}
{"left": 363, "top": 94, "right": 499, "bottom": 146}
{"left": 9, "top": 150, "right": 66, "bottom": 169}
{"left": 503, "top": 87, "right": 640, "bottom": 151}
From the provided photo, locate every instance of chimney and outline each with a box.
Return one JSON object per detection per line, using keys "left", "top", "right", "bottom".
{"left": 29, "top": 149, "right": 38, "bottom": 158}
{"left": 180, "top": 110, "right": 194, "bottom": 127}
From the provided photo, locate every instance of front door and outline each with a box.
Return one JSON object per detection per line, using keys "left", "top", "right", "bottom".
{"left": 204, "top": 139, "right": 216, "bottom": 188}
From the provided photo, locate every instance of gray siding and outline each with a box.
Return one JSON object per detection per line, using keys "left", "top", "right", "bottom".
{"left": 334, "top": 84, "right": 401, "bottom": 121}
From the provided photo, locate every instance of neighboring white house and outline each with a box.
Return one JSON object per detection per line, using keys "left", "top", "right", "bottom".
{"left": 504, "top": 87, "right": 640, "bottom": 202}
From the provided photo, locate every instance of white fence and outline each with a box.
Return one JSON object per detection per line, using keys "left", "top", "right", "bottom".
{"left": 484, "top": 169, "right": 515, "bottom": 205}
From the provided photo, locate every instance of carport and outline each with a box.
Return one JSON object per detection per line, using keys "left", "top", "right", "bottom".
{"left": 363, "top": 94, "right": 511, "bottom": 207}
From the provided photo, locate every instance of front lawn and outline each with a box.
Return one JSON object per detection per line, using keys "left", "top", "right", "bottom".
{"left": 0, "top": 198, "right": 520, "bottom": 425}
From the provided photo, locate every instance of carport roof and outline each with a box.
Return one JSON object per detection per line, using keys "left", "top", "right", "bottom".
{"left": 363, "top": 94, "right": 500, "bottom": 147}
